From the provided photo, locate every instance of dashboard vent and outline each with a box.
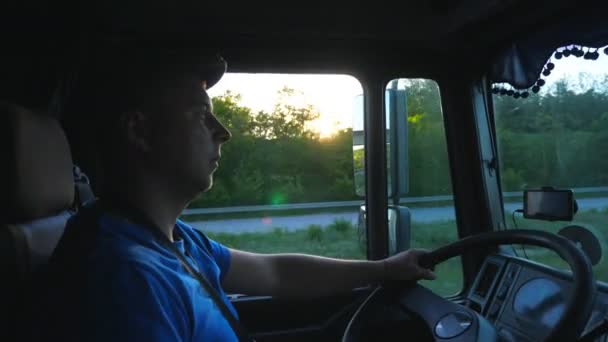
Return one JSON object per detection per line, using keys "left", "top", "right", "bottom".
{"left": 473, "top": 262, "right": 500, "bottom": 299}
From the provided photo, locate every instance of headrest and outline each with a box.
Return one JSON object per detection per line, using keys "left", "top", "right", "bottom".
{"left": 1, "top": 102, "right": 74, "bottom": 223}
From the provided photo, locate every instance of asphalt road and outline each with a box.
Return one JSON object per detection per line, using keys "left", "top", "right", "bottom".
{"left": 187, "top": 197, "right": 608, "bottom": 234}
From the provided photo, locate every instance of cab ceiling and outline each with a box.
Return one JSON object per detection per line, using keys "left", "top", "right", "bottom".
{"left": 83, "top": 1, "right": 577, "bottom": 45}
{"left": 5, "top": 0, "right": 587, "bottom": 74}
{"left": 77, "top": 0, "right": 583, "bottom": 74}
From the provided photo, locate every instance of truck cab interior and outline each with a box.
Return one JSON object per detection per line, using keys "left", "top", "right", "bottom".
{"left": 2, "top": 1, "right": 608, "bottom": 341}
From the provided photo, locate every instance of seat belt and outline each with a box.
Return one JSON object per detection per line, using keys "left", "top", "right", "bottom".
{"left": 96, "top": 201, "right": 253, "bottom": 342}
{"left": 157, "top": 231, "right": 253, "bottom": 342}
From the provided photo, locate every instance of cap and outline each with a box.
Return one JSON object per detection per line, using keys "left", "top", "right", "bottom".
{"left": 57, "top": 46, "right": 227, "bottom": 115}
{"left": 90, "top": 47, "right": 228, "bottom": 89}
{"left": 195, "top": 53, "right": 227, "bottom": 89}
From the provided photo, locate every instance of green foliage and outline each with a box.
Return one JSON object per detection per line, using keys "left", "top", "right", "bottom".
{"left": 328, "top": 218, "right": 353, "bottom": 234}
{"left": 272, "top": 227, "right": 286, "bottom": 237}
{"left": 501, "top": 168, "right": 525, "bottom": 190}
{"left": 405, "top": 80, "right": 452, "bottom": 196}
{"left": 193, "top": 75, "right": 608, "bottom": 209}
{"left": 495, "top": 76, "right": 608, "bottom": 190}
{"left": 252, "top": 87, "right": 320, "bottom": 139}
{"left": 192, "top": 89, "right": 356, "bottom": 208}
{"left": 207, "top": 221, "right": 365, "bottom": 260}
{"left": 306, "top": 224, "right": 324, "bottom": 241}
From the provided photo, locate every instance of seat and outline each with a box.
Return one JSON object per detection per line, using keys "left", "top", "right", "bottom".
{"left": 0, "top": 102, "right": 78, "bottom": 341}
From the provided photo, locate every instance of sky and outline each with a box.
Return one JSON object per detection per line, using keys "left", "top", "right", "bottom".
{"left": 208, "top": 49, "right": 608, "bottom": 137}
{"left": 208, "top": 73, "right": 363, "bottom": 137}
{"left": 537, "top": 51, "right": 608, "bottom": 92}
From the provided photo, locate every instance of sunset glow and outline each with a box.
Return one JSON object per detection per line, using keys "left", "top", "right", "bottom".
{"left": 208, "top": 73, "right": 363, "bottom": 138}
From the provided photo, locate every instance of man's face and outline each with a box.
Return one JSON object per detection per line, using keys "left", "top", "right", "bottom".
{"left": 147, "top": 75, "right": 231, "bottom": 195}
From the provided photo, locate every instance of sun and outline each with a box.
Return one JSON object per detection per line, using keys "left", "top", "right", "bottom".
{"left": 209, "top": 73, "right": 362, "bottom": 139}
{"left": 311, "top": 116, "right": 342, "bottom": 138}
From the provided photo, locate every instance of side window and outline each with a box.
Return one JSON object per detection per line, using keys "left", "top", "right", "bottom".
{"left": 183, "top": 74, "right": 366, "bottom": 260}
{"left": 494, "top": 49, "right": 608, "bottom": 283}
{"left": 385, "top": 79, "right": 463, "bottom": 296}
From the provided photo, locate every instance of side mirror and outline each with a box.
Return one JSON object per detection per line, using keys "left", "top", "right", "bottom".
{"left": 352, "top": 80, "right": 409, "bottom": 199}
{"left": 358, "top": 205, "right": 411, "bottom": 255}
{"left": 352, "top": 95, "right": 365, "bottom": 196}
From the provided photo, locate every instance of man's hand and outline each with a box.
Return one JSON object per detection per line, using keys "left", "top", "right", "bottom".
{"left": 382, "top": 249, "right": 436, "bottom": 282}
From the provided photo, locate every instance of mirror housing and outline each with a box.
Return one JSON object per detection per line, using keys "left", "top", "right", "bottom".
{"left": 358, "top": 205, "right": 411, "bottom": 256}
{"left": 352, "top": 81, "right": 409, "bottom": 199}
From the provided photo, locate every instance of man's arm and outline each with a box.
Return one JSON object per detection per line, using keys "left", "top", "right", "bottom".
{"left": 221, "top": 249, "right": 435, "bottom": 298}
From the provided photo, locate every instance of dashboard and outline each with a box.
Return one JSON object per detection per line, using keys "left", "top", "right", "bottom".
{"left": 466, "top": 254, "right": 608, "bottom": 341}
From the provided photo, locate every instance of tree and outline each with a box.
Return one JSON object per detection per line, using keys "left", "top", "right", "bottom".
{"left": 251, "top": 87, "right": 320, "bottom": 140}
{"left": 192, "top": 72, "right": 608, "bottom": 208}
{"left": 191, "top": 87, "right": 355, "bottom": 207}
{"left": 496, "top": 76, "right": 608, "bottom": 190}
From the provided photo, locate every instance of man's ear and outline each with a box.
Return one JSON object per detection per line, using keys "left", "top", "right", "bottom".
{"left": 120, "top": 110, "right": 151, "bottom": 152}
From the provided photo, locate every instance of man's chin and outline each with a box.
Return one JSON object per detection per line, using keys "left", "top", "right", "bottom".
{"left": 200, "top": 178, "right": 213, "bottom": 193}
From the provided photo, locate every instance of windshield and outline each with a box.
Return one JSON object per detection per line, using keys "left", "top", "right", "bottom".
{"left": 494, "top": 46, "right": 608, "bottom": 283}
{"left": 185, "top": 73, "right": 367, "bottom": 263}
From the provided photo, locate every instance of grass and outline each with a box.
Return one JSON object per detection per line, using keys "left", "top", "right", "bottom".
{"left": 207, "top": 219, "right": 365, "bottom": 260}
{"left": 205, "top": 208, "right": 608, "bottom": 297}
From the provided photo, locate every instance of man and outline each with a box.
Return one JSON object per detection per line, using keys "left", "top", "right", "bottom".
{"left": 42, "top": 49, "right": 436, "bottom": 341}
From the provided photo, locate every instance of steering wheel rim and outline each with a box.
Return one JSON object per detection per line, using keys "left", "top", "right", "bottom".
{"left": 344, "top": 229, "right": 596, "bottom": 342}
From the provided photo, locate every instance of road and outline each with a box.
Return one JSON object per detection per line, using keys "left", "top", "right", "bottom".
{"left": 187, "top": 197, "right": 608, "bottom": 234}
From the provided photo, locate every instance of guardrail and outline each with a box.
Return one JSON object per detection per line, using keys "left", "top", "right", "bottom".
{"left": 181, "top": 186, "right": 608, "bottom": 216}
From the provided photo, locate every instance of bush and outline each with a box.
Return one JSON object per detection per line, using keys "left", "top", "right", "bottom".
{"left": 501, "top": 168, "right": 525, "bottom": 191}
{"left": 306, "top": 224, "right": 324, "bottom": 241}
{"left": 328, "top": 218, "right": 353, "bottom": 234}
{"left": 272, "top": 227, "right": 286, "bottom": 237}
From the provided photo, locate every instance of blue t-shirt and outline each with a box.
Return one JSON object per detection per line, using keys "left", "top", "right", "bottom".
{"left": 81, "top": 214, "right": 239, "bottom": 341}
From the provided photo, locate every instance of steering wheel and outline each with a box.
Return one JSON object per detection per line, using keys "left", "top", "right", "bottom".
{"left": 343, "top": 229, "right": 596, "bottom": 342}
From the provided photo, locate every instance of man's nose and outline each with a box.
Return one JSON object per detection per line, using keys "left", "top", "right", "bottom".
{"left": 211, "top": 115, "right": 232, "bottom": 143}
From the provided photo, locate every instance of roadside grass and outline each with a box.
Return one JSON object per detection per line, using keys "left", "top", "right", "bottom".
{"left": 205, "top": 208, "right": 608, "bottom": 296}
{"left": 207, "top": 219, "right": 365, "bottom": 260}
